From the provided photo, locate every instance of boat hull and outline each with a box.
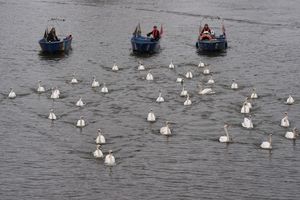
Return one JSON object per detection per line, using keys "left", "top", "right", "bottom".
{"left": 131, "top": 36, "right": 160, "bottom": 53}
{"left": 39, "top": 36, "right": 72, "bottom": 53}
{"left": 196, "top": 36, "right": 227, "bottom": 52}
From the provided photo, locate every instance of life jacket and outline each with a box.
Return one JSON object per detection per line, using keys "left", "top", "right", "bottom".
{"left": 200, "top": 33, "right": 212, "bottom": 41}
{"left": 153, "top": 29, "right": 160, "bottom": 39}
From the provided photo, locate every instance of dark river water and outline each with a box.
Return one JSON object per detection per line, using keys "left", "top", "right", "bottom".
{"left": 1, "top": 0, "right": 300, "bottom": 199}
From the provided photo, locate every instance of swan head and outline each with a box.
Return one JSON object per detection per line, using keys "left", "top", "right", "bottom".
{"left": 96, "top": 144, "right": 101, "bottom": 149}
{"left": 80, "top": 116, "right": 84, "bottom": 119}
{"left": 103, "top": 82, "right": 106, "bottom": 86}
{"left": 98, "top": 129, "right": 102, "bottom": 134}
{"left": 224, "top": 123, "right": 229, "bottom": 128}
{"left": 50, "top": 108, "right": 54, "bottom": 112}
{"left": 38, "top": 80, "right": 42, "bottom": 83}
{"left": 284, "top": 112, "right": 288, "bottom": 116}
{"left": 108, "top": 150, "right": 113, "bottom": 154}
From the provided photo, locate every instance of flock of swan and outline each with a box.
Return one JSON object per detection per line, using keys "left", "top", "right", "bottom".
{"left": 6, "top": 59, "right": 297, "bottom": 165}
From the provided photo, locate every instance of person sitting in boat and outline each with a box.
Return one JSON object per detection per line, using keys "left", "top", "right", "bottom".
{"left": 47, "top": 27, "right": 59, "bottom": 42}
{"left": 200, "top": 24, "right": 211, "bottom": 35}
{"left": 147, "top": 26, "right": 160, "bottom": 41}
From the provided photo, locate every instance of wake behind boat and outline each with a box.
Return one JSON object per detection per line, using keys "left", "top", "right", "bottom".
{"left": 39, "top": 18, "right": 72, "bottom": 54}
{"left": 131, "top": 24, "right": 163, "bottom": 54}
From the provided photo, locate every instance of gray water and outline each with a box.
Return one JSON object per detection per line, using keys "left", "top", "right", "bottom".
{"left": 0, "top": 0, "right": 300, "bottom": 199}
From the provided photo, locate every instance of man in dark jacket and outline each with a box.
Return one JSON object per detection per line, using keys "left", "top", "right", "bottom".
{"left": 47, "top": 27, "right": 59, "bottom": 42}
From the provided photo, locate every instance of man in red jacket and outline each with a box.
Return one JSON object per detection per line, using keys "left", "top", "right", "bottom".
{"left": 147, "top": 26, "right": 160, "bottom": 41}
{"left": 200, "top": 24, "right": 211, "bottom": 35}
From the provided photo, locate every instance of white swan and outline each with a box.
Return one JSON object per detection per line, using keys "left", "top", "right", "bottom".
{"left": 185, "top": 71, "right": 193, "bottom": 79}
{"left": 101, "top": 83, "right": 108, "bottom": 93}
{"left": 285, "top": 128, "right": 298, "bottom": 140}
{"left": 198, "top": 84, "right": 213, "bottom": 95}
{"left": 219, "top": 124, "right": 231, "bottom": 143}
{"left": 93, "top": 145, "right": 103, "bottom": 158}
{"left": 71, "top": 73, "right": 78, "bottom": 84}
{"left": 76, "top": 116, "right": 86, "bottom": 127}
{"left": 180, "top": 86, "right": 188, "bottom": 97}
{"left": 146, "top": 70, "right": 153, "bottom": 81}
{"left": 250, "top": 88, "right": 258, "bottom": 99}
{"left": 184, "top": 94, "right": 192, "bottom": 106}
{"left": 156, "top": 90, "right": 164, "bottom": 103}
{"left": 76, "top": 97, "right": 84, "bottom": 107}
{"left": 244, "top": 97, "right": 252, "bottom": 109}
{"left": 105, "top": 150, "right": 116, "bottom": 166}
{"left": 286, "top": 95, "right": 294, "bottom": 105}
{"left": 37, "top": 80, "right": 45, "bottom": 93}
{"left": 203, "top": 67, "right": 210, "bottom": 75}
{"left": 54, "top": 87, "right": 60, "bottom": 96}
{"left": 92, "top": 77, "right": 100, "bottom": 88}
{"left": 231, "top": 80, "right": 238, "bottom": 89}
{"left": 281, "top": 112, "right": 289, "bottom": 127}
{"left": 242, "top": 115, "right": 253, "bottom": 129}
{"left": 138, "top": 61, "right": 145, "bottom": 71}
{"left": 207, "top": 75, "right": 215, "bottom": 84}
{"left": 260, "top": 134, "right": 272, "bottom": 150}
{"left": 48, "top": 109, "right": 56, "bottom": 120}
{"left": 169, "top": 60, "right": 175, "bottom": 69}
{"left": 50, "top": 87, "right": 59, "bottom": 99}
{"left": 112, "top": 62, "right": 119, "bottom": 71}
{"left": 160, "top": 121, "right": 171, "bottom": 135}
{"left": 95, "top": 129, "right": 106, "bottom": 144}
{"left": 147, "top": 109, "right": 156, "bottom": 122}
{"left": 241, "top": 102, "right": 250, "bottom": 114}
{"left": 176, "top": 77, "right": 183, "bottom": 83}
{"left": 8, "top": 88, "right": 16, "bottom": 99}
{"left": 198, "top": 61, "right": 205, "bottom": 68}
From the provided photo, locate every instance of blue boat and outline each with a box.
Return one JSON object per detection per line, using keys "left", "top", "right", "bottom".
{"left": 131, "top": 36, "right": 160, "bottom": 54}
{"left": 195, "top": 20, "right": 228, "bottom": 52}
{"left": 39, "top": 35, "right": 72, "bottom": 53}
{"left": 131, "top": 23, "right": 162, "bottom": 54}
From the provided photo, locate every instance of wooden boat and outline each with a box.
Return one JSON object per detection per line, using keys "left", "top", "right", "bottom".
{"left": 131, "top": 24, "right": 162, "bottom": 54}
{"left": 39, "top": 18, "right": 72, "bottom": 53}
{"left": 196, "top": 20, "right": 227, "bottom": 52}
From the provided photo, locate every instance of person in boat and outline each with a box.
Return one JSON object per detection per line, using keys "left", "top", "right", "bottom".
{"left": 47, "top": 27, "right": 59, "bottom": 42}
{"left": 147, "top": 26, "right": 160, "bottom": 41}
{"left": 200, "top": 24, "right": 211, "bottom": 35}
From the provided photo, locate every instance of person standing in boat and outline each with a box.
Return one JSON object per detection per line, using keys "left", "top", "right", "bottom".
{"left": 200, "top": 24, "right": 211, "bottom": 35}
{"left": 147, "top": 26, "right": 160, "bottom": 41}
{"left": 47, "top": 27, "right": 59, "bottom": 42}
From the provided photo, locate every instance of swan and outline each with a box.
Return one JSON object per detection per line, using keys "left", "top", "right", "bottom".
{"left": 76, "top": 97, "right": 84, "bottom": 107}
{"left": 112, "top": 62, "right": 119, "bottom": 71}
{"left": 185, "top": 71, "right": 193, "bottom": 79}
{"left": 93, "top": 145, "right": 103, "bottom": 158}
{"left": 260, "top": 134, "right": 272, "bottom": 150}
{"left": 48, "top": 109, "right": 56, "bottom": 120}
{"left": 281, "top": 112, "right": 289, "bottom": 127}
{"left": 285, "top": 128, "right": 298, "bottom": 139}
{"left": 198, "top": 61, "right": 205, "bottom": 68}
{"left": 198, "top": 84, "right": 213, "bottom": 95}
{"left": 250, "top": 88, "right": 258, "bottom": 99}
{"left": 76, "top": 116, "right": 86, "bottom": 127}
{"left": 241, "top": 102, "right": 250, "bottom": 114}
{"left": 180, "top": 85, "right": 188, "bottom": 97}
{"left": 105, "top": 150, "right": 116, "bottom": 166}
{"left": 219, "top": 124, "right": 231, "bottom": 143}
{"left": 176, "top": 77, "right": 183, "bottom": 83}
{"left": 37, "top": 80, "right": 45, "bottom": 93}
{"left": 101, "top": 83, "right": 108, "bottom": 93}
{"left": 147, "top": 109, "right": 156, "bottom": 122}
{"left": 138, "top": 61, "right": 145, "bottom": 71}
{"left": 54, "top": 87, "right": 60, "bottom": 96}
{"left": 286, "top": 95, "right": 294, "bottom": 105}
{"left": 71, "top": 73, "right": 78, "bottom": 84}
{"left": 184, "top": 94, "right": 192, "bottom": 106}
{"left": 8, "top": 88, "right": 16, "bottom": 99}
{"left": 169, "top": 60, "right": 175, "bottom": 69}
{"left": 95, "top": 129, "right": 106, "bottom": 144}
{"left": 242, "top": 115, "right": 253, "bottom": 129}
{"left": 92, "top": 77, "right": 100, "bottom": 88}
{"left": 203, "top": 67, "right": 210, "bottom": 75}
{"left": 231, "top": 80, "right": 238, "bottom": 89}
{"left": 160, "top": 121, "right": 171, "bottom": 135}
{"left": 50, "top": 87, "right": 59, "bottom": 99}
{"left": 146, "top": 70, "right": 153, "bottom": 81}
{"left": 207, "top": 75, "right": 215, "bottom": 84}
{"left": 244, "top": 97, "right": 252, "bottom": 109}
{"left": 156, "top": 90, "right": 164, "bottom": 103}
